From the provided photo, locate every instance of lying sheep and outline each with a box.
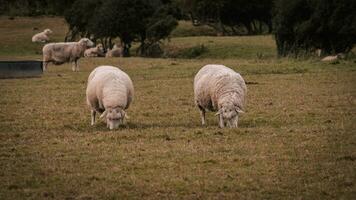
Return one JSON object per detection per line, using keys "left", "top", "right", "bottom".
{"left": 105, "top": 45, "right": 123, "bottom": 57}
{"left": 86, "top": 65, "right": 134, "bottom": 130}
{"left": 84, "top": 44, "right": 105, "bottom": 57}
{"left": 321, "top": 53, "right": 344, "bottom": 62}
{"left": 42, "top": 38, "right": 94, "bottom": 72}
{"left": 194, "top": 64, "right": 247, "bottom": 128}
{"left": 32, "top": 29, "right": 52, "bottom": 43}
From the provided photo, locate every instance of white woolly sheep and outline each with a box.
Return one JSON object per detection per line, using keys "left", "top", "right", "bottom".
{"left": 105, "top": 45, "right": 123, "bottom": 57}
{"left": 32, "top": 29, "right": 53, "bottom": 43}
{"left": 194, "top": 64, "right": 247, "bottom": 128}
{"left": 321, "top": 53, "right": 344, "bottom": 62}
{"left": 86, "top": 65, "right": 134, "bottom": 130}
{"left": 42, "top": 38, "right": 94, "bottom": 72}
{"left": 84, "top": 44, "right": 105, "bottom": 57}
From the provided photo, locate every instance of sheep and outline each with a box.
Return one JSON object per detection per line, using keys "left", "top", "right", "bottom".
{"left": 194, "top": 64, "right": 247, "bottom": 128}
{"left": 84, "top": 44, "right": 105, "bottom": 57}
{"left": 321, "top": 53, "right": 344, "bottom": 62}
{"left": 42, "top": 38, "right": 94, "bottom": 72}
{"left": 86, "top": 65, "right": 134, "bottom": 130}
{"left": 105, "top": 45, "right": 123, "bottom": 57}
{"left": 32, "top": 29, "right": 53, "bottom": 43}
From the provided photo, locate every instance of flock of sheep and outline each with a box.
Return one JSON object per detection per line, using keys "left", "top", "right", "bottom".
{"left": 32, "top": 29, "right": 248, "bottom": 130}
{"left": 31, "top": 28, "right": 345, "bottom": 129}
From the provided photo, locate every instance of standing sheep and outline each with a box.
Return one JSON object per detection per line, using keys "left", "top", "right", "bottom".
{"left": 42, "top": 38, "right": 94, "bottom": 72}
{"left": 84, "top": 44, "right": 105, "bottom": 57}
{"left": 194, "top": 64, "right": 247, "bottom": 128}
{"left": 86, "top": 65, "right": 134, "bottom": 130}
{"left": 32, "top": 29, "right": 53, "bottom": 43}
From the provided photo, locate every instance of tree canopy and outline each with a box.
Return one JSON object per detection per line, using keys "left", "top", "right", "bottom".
{"left": 64, "top": 0, "right": 179, "bottom": 57}
{"left": 177, "top": 0, "right": 273, "bottom": 35}
{"left": 273, "top": 0, "right": 356, "bottom": 56}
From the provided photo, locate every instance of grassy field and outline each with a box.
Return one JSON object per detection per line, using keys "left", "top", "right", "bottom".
{"left": 0, "top": 17, "right": 355, "bottom": 199}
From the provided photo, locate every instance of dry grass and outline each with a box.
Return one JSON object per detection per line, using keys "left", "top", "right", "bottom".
{"left": 0, "top": 17, "right": 355, "bottom": 199}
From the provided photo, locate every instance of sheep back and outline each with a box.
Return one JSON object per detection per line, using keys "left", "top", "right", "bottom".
{"left": 194, "top": 64, "right": 246, "bottom": 111}
{"left": 86, "top": 66, "right": 134, "bottom": 112}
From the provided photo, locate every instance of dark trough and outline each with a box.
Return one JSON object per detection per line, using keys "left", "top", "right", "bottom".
{"left": 0, "top": 61, "right": 43, "bottom": 78}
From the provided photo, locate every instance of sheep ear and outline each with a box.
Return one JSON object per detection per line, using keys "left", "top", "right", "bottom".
{"left": 100, "top": 110, "right": 107, "bottom": 119}
{"left": 121, "top": 110, "right": 129, "bottom": 119}
{"left": 235, "top": 107, "right": 244, "bottom": 114}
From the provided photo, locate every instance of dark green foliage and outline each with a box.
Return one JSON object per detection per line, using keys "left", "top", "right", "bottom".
{"left": 65, "top": 0, "right": 178, "bottom": 57}
{"left": 274, "top": 0, "right": 356, "bottom": 57}
{"left": 64, "top": 0, "right": 102, "bottom": 41}
{"left": 189, "top": 0, "right": 273, "bottom": 35}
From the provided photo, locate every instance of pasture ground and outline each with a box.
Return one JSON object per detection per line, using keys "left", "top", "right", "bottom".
{"left": 0, "top": 17, "right": 355, "bottom": 199}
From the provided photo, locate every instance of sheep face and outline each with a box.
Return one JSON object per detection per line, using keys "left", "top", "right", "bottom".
{"left": 337, "top": 53, "right": 345, "bottom": 59}
{"left": 79, "top": 38, "right": 94, "bottom": 48}
{"left": 217, "top": 103, "right": 243, "bottom": 128}
{"left": 97, "top": 44, "right": 104, "bottom": 53}
{"left": 101, "top": 108, "right": 126, "bottom": 130}
{"left": 44, "top": 29, "right": 53, "bottom": 34}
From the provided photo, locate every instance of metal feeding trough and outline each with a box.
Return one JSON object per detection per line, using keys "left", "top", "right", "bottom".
{"left": 0, "top": 60, "right": 43, "bottom": 78}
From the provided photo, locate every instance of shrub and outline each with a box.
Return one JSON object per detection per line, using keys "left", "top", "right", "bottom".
{"left": 273, "top": 0, "right": 356, "bottom": 57}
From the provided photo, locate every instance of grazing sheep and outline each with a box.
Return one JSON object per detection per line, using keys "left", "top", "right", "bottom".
{"left": 42, "top": 38, "right": 94, "bottom": 72}
{"left": 194, "top": 64, "right": 247, "bottom": 128}
{"left": 32, "top": 29, "right": 53, "bottom": 43}
{"left": 105, "top": 45, "right": 123, "bottom": 57}
{"left": 321, "top": 53, "right": 344, "bottom": 62}
{"left": 86, "top": 65, "right": 134, "bottom": 130}
{"left": 84, "top": 44, "right": 105, "bottom": 57}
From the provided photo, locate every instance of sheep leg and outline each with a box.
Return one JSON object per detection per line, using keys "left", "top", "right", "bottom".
{"left": 198, "top": 105, "right": 206, "bottom": 125}
{"left": 71, "top": 61, "right": 76, "bottom": 72}
{"left": 43, "top": 61, "right": 48, "bottom": 71}
{"left": 233, "top": 118, "right": 238, "bottom": 128}
{"left": 91, "top": 110, "right": 96, "bottom": 125}
{"left": 218, "top": 114, "right": 225, "bottom": 128}
{"left": 72, "top": 60, "right": 79, "bottom": 72}
{"left": 75, "top": 60, "right": 79, "bottom": 72}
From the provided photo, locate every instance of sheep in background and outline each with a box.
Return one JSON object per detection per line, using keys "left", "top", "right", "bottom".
{"left": 194, "top": 64, "right": 247, "bottom": 128}
{"left": 86, "top": 65, "right": 134, "bottom": 130}
{"left": 321, "top": 53, "right": 345, "bottom": 62}
{"left": 106, "top": 45, "right": 123, "bottom": 57}
{"left": 32, "top": 29, "right": 53, "bottom": 43}
{"left": 42, "top": 38, "right": 94, "bottom": 72}
{"left": 84, "top": 44, "right": 105, "bottom": 57}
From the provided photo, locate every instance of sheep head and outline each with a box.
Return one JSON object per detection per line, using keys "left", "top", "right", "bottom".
{"left": 100, "top": 107, "right": 127, "bottom": 130}
{"left": 79, "top": 38, "right": 94, "bottom": 48}
{"left": 97, "top": 44, "right": 104, "bottom": 54}
{"left": 336, "top": 53, "right": 345, "bottom": 59}
{"left": 44, "top": 29, "right": 53, "bottom": 35}
{"left": 216, "top": 103, "right": 244, "bottom": 128}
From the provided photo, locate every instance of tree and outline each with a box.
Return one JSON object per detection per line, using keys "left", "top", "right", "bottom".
{"left": 64, "top": 0, "right": 102, "bottom": 41}
{"left": 65, "top": 0, "right": 178, "bottom": 57}
{"left": 273, "top": 0, "right": 356, "bottom": 56}
{"left": 190, "top": 0, "right": 273, "bottom": 35}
